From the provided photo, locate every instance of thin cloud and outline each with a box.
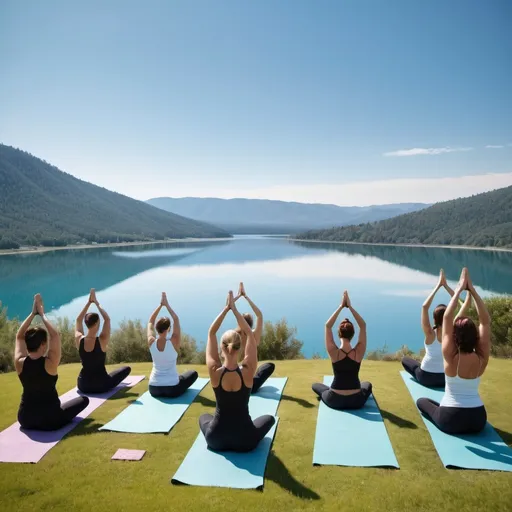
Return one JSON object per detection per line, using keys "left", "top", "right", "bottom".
{"left": 383, "top": 147, "right": 473, "bottom": 157}
{"left": 485, "top": 145, "right": 504, "bottom": 149}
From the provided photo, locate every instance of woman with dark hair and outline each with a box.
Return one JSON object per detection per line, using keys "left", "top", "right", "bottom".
{"left": 75, "top": 289, "right": 131, "bottom": 394}
{"left": 312, "top": 290, "right": 371, "bottom": 410}
{"left": 146, "top": 292, "right": 198, "bottom": 398}
{"left": 234, "top": 282, "right": 274, "bottom": 394}
{"left": 16, "top": 294, "right": 89, "bottom": 430}
{"left": 199, "top": 291, "right": 275, "bottom": 452}
{"left": 417, "top": 268, "right": 491, "bottom": 434}
{"left": 402, "top": 269, "right": 461, "bottom": 388}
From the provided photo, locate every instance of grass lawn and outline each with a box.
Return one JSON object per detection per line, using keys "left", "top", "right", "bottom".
{"left": 0, "top": 359, "right": 511, "bottom": 512}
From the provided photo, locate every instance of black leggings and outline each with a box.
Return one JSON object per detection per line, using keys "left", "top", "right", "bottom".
{"left": 18, "top": 396, "right": 90, "bottom": 431}
{"left": 77, "top": 366, "right": 131, "bottom": 394}
{"left": 199, "top": 413, "right": 275, "bottom": 452}
{"left": 312, "top": 382, "right": 373, "bottom": 410}
{"left": 149, "top": 370, "right": 198, "bottom": 398}
{"left": 416, "top": 398, "right": 487, "bottom": 435}
{"left": 252, "top": 363, "right": 275, "bottom": 394}
{"left": 402, "top": 357, "right": 445, "bottom": 388}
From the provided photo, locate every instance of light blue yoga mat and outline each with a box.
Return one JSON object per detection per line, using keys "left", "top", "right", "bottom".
{"left": 313, "top": 376, "right": 399, "bottom": 468}
{"left": 171, "top": 377, "right": 287, "bottom": 489}
{"left": 401, "top": 371, "right": 512, "bottom": 472}
{"left": 99, "top": 378, "right": 209, "bottom": 433}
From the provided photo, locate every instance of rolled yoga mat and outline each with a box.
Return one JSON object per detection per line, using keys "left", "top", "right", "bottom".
{"left": 312, "top": 376, "right": 399, "bottom": 468}
{"left": 99, "top": 377, "right": 209, "bottom": 433}
{"left": 400, "top": 371, "right": 512, "bottom": 471}
{"left": 0, "top": 375, "right": 145, "bottom": 463}
{"left": 171, "top": 377, "right": 287, "bottom": 489}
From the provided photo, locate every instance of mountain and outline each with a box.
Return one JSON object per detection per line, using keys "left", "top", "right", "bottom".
{"left": 146, "top": 197, "right": 428, "bottom": 234}
{"left": 0, "top": 145, "right": 229, "bottom": 249}
{"left": 297, "top": 185, "right": 512, "bottom": 249}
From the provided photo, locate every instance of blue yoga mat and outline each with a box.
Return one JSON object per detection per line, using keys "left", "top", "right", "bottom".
{"left": 171, "top": 377, "right": 287, "bottom": 489}
{"left": 313, "top": 376, "right": 399, "bottom": 468}
{"left": 400, "top": 371, "right": 512, "bottom": 471}
{"left": 99, "top": 378, "right": 209, "bottom": 433}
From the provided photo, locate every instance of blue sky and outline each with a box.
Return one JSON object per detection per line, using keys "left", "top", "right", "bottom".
{"left": 1, "top": 0, "right": 511, "bottom": 205}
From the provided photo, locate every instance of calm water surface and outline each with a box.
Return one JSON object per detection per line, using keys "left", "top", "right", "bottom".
{"left": 1, "top": 236, "right": 511, "bottom": 357}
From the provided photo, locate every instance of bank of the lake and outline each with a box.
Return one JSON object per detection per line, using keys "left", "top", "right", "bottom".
{"left": 0, "top": 360, "right": 511, "bottom": 512}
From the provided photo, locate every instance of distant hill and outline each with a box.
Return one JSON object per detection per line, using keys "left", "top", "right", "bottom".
{"left": 146, "top": 197, "right": 428, "bottom": 234}
{"left": 0, "top": 145, "right": 229, "bottom": 249}
{"left": 297, "top": 185, "right": 512, "bottom": 249}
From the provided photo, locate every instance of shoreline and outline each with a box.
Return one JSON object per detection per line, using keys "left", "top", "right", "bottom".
{"left": 0, "top": 237, "right": 234, "bottom": 257}
{"left": 289, "top": 238, "right": 512, "bottom": 254}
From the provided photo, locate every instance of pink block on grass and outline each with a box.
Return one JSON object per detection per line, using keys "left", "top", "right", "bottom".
{"left": 111, "top": 449, "right": 146, "bottom": 461}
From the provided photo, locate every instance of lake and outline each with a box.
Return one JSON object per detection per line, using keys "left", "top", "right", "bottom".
{"left": 1, "top": 236, "right": 511, "bottom": 357}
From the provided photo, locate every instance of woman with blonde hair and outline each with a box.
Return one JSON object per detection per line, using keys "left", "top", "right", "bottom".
{"left": 199, "top": 291, "right": 275, "bottom": 452}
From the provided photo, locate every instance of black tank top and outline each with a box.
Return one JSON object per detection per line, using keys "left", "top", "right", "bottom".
{"left": 213, "top": 367, "right": 251, "bottom": 422}
{"left": 19, "top": 357, "right": 60, "bottom": 409}
{"left": 331, "top": 349, "right": 361, "bottom": 390}
{"left": 79, "top": 337, "right": 108, "bottom": 379}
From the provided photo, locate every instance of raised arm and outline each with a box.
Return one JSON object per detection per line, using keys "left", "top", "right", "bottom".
{"left": 207, "top": 297, "right": 230, "bottom": 371}
{"left": 14, "top": 296, "right": 38, "bottom": 373}
{"left": 162, "top": 293, "right": 181, "bottom": 349}
{"left": 75, "top": 291, "right": 93, "bottom": 345}
{"left": 37, "top": 295, "right": 61, "bottom": 373}
{"left": 421, "top": 270, "right": 444, "bottom": 337}
{"left": 454, "top": 291, "right": 472, "bottom": 323}
{"left": 345, "top": 291, "right": 367, "bottom": 360}
{"left": 91, "top": 290, "right": 111, "bottom": 346}
{"left": 325, "top": 296, "right": 344, "bottom": 359}
{"left": 237, "top": 282, "right": 263, "bottom": 344}
{"left": 466, "top": 272, "right": 491, "bottom": 362}
{"left": 232, "top": 295, "right": 258, "bottom": 375}
{"left": 442, "top": 269, "right": 466, "bottom": 361}
{"left": 147, "top": 293, "right": 164, "bottom": 345}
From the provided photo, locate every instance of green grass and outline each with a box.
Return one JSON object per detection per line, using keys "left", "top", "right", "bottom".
{"left": 0, "top": 360, "right": 511, "bottom": 512}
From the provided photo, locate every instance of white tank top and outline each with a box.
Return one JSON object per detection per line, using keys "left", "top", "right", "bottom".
{"left": 440, "top": 353, "right": 483, "bottom": 408}
{"left": 149, "top": 338, "right": 179, "bottom": 387}
{"left": 420, "top": 338, "right": 444, "bottom": 373}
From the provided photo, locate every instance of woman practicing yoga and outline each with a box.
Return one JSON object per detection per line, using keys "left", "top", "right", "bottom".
{"left": 417, "top": 268, "right": 490, "bottom": 434}
{"left": 75, "top": 289, "right": 131, "bottom": 394}
{"left": 199, "top": 291, "right": 275, "bottom": 452}
{"left": 147, "top": 292, "right": 198, "bottom": 398}
{"left": 312, "top": 291, "right": 371, "bottom": 410}
{"left": 16, "top": 294, "right": 89, "bottom": 430}
{"left": 402, "top": 269, "right": 458, "bottom": 388}
{"left": 234, "top": 282, "right": 274, "bottom": 394}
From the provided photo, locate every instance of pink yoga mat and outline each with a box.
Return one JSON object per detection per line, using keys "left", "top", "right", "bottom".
{"left": 0, "top": 375, "right": 145, "bottom": 463}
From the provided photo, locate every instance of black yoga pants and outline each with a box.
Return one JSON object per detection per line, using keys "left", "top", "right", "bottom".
{"left": 199, "top": 414, "right": 275, "bottom": 452}
{"left": 77, "top": 366, "right": 131, "bottom": 394}
{"left": 18, "top": 396, "right": 90, "bottom": 431}
{"left": 252, "top": 362, "right": 275, "bottom": 394}
{"left": 402, "top": 357, "right": 445, "bottom": 388}
{"left": 312, "top": 382, "right": 373, "bottom": 410}
{"left": 416, "top": 398, "right": 487, "bottom": 435}
{"left": 149, "top": 370, "right": 199, "bottom": 398}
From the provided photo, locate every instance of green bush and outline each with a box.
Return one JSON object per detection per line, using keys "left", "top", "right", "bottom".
{"left": 107, "top": 320, "right": 152, "bottom": 364}
{"left": 258, "top": 318, "right": 304, "bottom": 360}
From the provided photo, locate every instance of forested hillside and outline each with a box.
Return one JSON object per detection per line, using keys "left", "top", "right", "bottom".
{"left": 0, "top": 145, "right": 228, "bottom": 249}
{"left": 147, "top": 197, "right": 427, "bottom": 234}
{"left": 298, "top": 186, "right": 512, "bottom": 248}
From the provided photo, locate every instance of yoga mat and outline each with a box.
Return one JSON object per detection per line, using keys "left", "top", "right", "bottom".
{"left": 0, "top": 375, "right": 145, "bottom": 464}
{"left": 313, "top": 376, "right": 399, "bottom": 468}
{"left": 99, "top": 377, "right": 209, "bottom": 433}
{"left": 171, "top": 377, "right": 287, "bottom": 489}
{"left": 401, "top": 371, "right": 512, "bottom": 472}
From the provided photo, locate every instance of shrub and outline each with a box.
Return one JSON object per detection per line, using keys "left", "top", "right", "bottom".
{"left": 258, "top": 318, "right": 304, "bottom": 360}
{"left": 107, "top": 320, "right": 151, "bottom": 364}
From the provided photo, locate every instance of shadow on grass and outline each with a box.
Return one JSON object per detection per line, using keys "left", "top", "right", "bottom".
{"left": 495, "top": 427, "right": 512, "bottom": 446}
{"left": 281, "top": 394, "right": 315, "bottom": 409}
{"left": 266, "top": 452, "right": 321, "bottom": 500}
{"left": 380, "top": 409, "right": 418, "bottom": 429}
{"left": 195, "top": 395, "right": 216, "bottom": 408}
